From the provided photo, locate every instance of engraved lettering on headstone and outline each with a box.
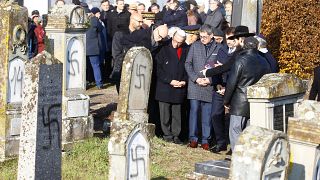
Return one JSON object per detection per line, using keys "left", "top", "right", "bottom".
{"left": 130, "top": 145, "right": 146, "bottom": 178}
{"left": 273, "top": 105, "right": 283, "bottom": 131}
{"left": 134, "top": 64, "right": 146, "bottom": 90}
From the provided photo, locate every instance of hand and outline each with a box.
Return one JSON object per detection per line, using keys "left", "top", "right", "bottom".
{"left": 202, "top": 78, "right": 210, "bottom": 85}
{"left": 224, "top": 105, "right": 230, "bottom": 110}
{"left": 196, "top": 78, "right": 204, "bottom": 86}
{"left": 216, "top": 84, "right": 225, "bottom": 95}
{"left": 200, "top": 68, "right": 208, "bottom": 77}
{"left": 170, "top": 80, "right": 180, "bottom": 87}
{"left": 178, "top": 81, "right": 186, "bottom": 87}
{"left": 214, "top": 61, "right": 223, "bottom": 67}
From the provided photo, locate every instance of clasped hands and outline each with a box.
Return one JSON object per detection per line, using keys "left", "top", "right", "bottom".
{"left": 170, "top": 80, "right": 186, "bottom": 88}
{"left": 196, "top": 78, "right": 210, "bottom": 87}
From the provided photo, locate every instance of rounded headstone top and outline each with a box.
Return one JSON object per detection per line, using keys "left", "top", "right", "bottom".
{"left": 231, "top": 126, "right": 289, "bottom": 180}
{"left": 247, "top": 73, "right": 305, "bottom": 99}
{"left": 47, "top": 5, "right": 88, "bottom": 29}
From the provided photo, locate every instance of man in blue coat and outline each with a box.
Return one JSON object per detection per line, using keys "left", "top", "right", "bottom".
{"left": 86, "top": 7, "right": 104, "bottom": 89}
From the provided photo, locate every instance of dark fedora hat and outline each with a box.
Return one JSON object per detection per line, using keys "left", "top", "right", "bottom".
{"left": 227, "top": 25, "right": 255, "bottom": 40}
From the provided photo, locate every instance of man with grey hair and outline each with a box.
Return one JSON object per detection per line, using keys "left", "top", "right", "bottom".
{"left": 255, "top": 35, "right": 279, "bottom": 73}
{"left": 224, "top": 36, "right": 271, "bottom": 151}
{"left": 185, "top": 24, "right": 221, "bottom": 150}
{"left": 155, "top": 29, "right": 189, "bottom": 144}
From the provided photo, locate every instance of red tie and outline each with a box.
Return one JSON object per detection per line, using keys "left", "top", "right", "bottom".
{"left": 177, "top": 47, "right": 182, "bottom": 60}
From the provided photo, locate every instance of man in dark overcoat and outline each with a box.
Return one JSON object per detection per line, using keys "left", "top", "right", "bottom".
{"left": 155, "top": 29, "right": 189, "bottom": 144}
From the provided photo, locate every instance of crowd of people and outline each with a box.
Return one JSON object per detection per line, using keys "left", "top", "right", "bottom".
{"left": 27, "top": 0, "right": 282, "bottom": 154}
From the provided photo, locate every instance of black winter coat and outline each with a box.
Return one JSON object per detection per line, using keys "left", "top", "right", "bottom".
{"left": 86, "top": 16, "right": 103, "bottom": 56}
{"left": 224, "top": 49, "right": 271, "bottom": 117}
{"left": 155, "top": 42, "right": 189, "bottom": 103}
{"left": 163, "top": 8, "right": 187, "bottom": 28}
{"left": 107, "top": 9, "right": 130, "bottom": 37}
{"left": 309, "top": 66, "right": 320, "bottom": 101}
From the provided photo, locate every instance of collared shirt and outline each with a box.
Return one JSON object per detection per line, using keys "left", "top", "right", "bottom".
{"left": 204, "top": 40, "right": 214, "bottom": 56}
{"left": 228, "top": 47, "right": 236, "bottom": 54}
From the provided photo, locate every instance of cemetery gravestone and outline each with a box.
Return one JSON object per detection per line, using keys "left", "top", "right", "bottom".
{"left": 17, "top": 51, "right": 62, "bottom": 179}
{"left": 230, "top": 126, "right": 290, "bottom": 180}
{"left": 0, "top": 1, "right": 28, "bottom": 161}
{"left": 247, "top": 73, "right": 305, "bottom": 132}
{"left": 46, "top": 5, "right": 93, "bottom": 149}
{"left": 287, "top": 100, "right": 320, "bottom": 180}
{"left": 231, "top": 0, "right": 263, "bottom": 33}
{"left": 108, "top": 47, "right": 155, "bottom": 180}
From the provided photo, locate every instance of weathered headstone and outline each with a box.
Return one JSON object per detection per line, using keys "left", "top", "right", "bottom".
{"left": 287, "top": 100, "right": 320, "bottom": 180}
{"left": 0, "top": 1, "right": 28, "bottom": 161}
{"left": 247, "top": 73, "right": 305, "bottom": 132}
{"left": 17, "top": 51, "right": 62, "bottom": 179}
{"left": 46, "top": 5, "right": 93, "bottom": 150}
{"left": 230, "top": 125, "right": 290, "bottom": 180}
{"left": 231, "top": 0, "right": 263, "bottom": 33}
{"left": 108, "top": 47, "right": 155, "bottom": 180}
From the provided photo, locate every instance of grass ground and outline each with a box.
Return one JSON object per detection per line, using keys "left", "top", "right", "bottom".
{"left": 0, "top": 137, "right": 226, "bottom": 179}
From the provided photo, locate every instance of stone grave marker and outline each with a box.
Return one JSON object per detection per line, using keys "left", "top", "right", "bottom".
{"left": 0, "top": 1, "right": 28, "bottom": 161}
{"left": 287, "top": 100, "right": 320, "bottom": 180}
{"left": 230, "top": 125, "right": 290, "bottom": 180}
{"left": 17, "top": 51, "right": 62, "bottom": 179}
{"left": 108, "top": 47, "right": 155, "bottom": 180}
{"left": 247, "top": 73, "right": 305, "bottom": 132}
{"left": 231, "top": 0, "right": 263, "bottom": 33}
{"left": 46, "top": 5, "right": 93, "bottom": 150}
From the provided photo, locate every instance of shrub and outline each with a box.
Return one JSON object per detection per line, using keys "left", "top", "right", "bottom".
{"left": 261, "top": 0, "right": 320, "bottom": 79}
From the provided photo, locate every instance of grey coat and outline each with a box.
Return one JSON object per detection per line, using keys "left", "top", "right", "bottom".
{"left": 185, "top": 40, "right": 221, "bottom": 102}
{"left": 204, "top": 9, "right": 225, "bottom": 30}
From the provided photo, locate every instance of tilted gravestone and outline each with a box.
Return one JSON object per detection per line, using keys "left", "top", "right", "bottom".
{"left": 287, "top": 100, "right": 320, "bottom": 180}
{"left": 230, "top": 126, "right": 290, "bottom": 180}
{"left": 17, "top": 51, "right": 62, "bottom": 179}
{"left": 247, "top": 73, "right": 305, "bottom": 132}
{"left": 108, "top": 47, "right": 155, "bottom": 180}
{"left": 0, "top": 1, "right": 28, "bottom": 162}
{"left": 45, "top": 4, "right": 93, "bottom": 150}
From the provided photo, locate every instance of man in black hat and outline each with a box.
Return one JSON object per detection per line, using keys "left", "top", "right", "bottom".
{"left": 223, "top": 36, "right": 271, "bottom": 151}
{"left": 201, "top": 25, "right": 255, "bottom": 77}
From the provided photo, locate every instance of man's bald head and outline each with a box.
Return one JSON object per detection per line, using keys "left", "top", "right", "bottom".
{"left": 129, "top": 13, "right": 143, "bottom": 31}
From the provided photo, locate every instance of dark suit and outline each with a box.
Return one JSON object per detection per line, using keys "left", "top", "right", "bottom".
{"left": 309, "top": 66, "right": 320, "bottom": 101}
{"left": 211, "top": 45, "right": 235, "bottom": 147}
{"left": 155, "top": 41, "right": 189, "bottom": 140}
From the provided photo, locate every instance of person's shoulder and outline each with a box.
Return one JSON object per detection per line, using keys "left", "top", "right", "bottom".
{"left": 192, "top": 40, "right": 202, "bottom": 46}
{"left": 314, "top": 66, "right": 320, "bottom": 73}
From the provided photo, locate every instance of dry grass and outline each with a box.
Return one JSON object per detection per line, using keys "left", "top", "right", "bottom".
{"left": 0, "top": 137, "right": 226, "bottom": 179}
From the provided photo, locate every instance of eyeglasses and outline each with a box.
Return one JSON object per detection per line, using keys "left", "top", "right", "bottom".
{"left": 200, "top": 35, "right": 210, "bottom": 40}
